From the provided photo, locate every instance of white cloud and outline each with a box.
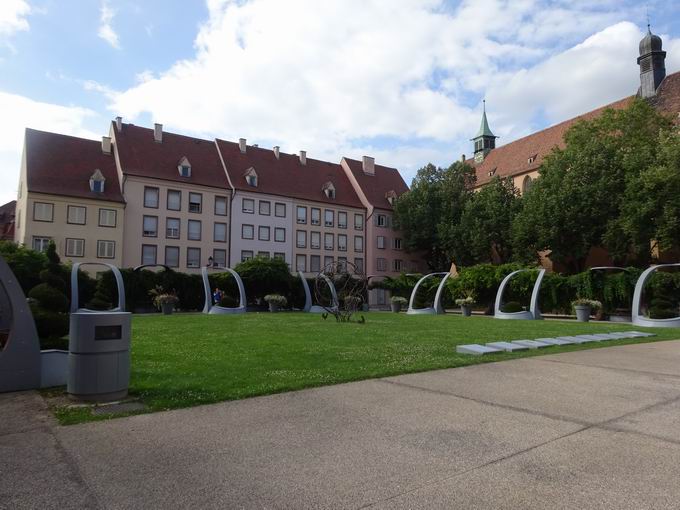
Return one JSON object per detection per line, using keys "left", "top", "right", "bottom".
{"left": 98, "top": 0, "right": 120, "bottom": 49}
{"left": 0, "top": 0, "right": 30, "bottom": 37}
{"left": 101, "top": 0, "right": 674, "bottom": 184}
{"left": 0, "top": 91, "right": 99, "bottom": 205}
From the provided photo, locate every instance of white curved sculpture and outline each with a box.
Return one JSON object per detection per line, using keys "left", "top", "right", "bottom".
{"left": 298, "top": 271, "right": 312, "bottom": 312}
{"left": 407, "top": 272, "right": 451, "bottom": 315}
{"left": 310, "top": 273, "right": 339, "bottom": 313}
{"left": 202, "top": 266, "right": 247, "bottom": 314}
{"left": 632, "top": 263, "right": 680, "bottom": 328}
{"left": 494, "top": 269, "right": 545, "bottom": 320}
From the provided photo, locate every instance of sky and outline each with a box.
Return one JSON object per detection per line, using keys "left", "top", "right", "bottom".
{"left": 1, "top": 0, "right": 680, "bottom": 206}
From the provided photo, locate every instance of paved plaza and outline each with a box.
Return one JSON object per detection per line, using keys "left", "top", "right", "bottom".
{"left": 3, "top": 340, "right": 680, "bottom": 509}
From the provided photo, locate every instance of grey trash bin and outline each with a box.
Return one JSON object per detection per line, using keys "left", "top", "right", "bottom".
{"left": 68, "top": 263, "right": 131, "bottom": 402}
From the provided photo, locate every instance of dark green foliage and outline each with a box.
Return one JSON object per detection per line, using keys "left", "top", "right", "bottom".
{"left": 30, "top": 307, "right": 69, "bottom": 341}
{"left": 233, "top": 256, "right": 292, "bottom": 306}
{"left": 27, "top": 241, "right": 70, "bottom": 339}
{"left": 501, "top": 301, "right": 523, "bottom": 313}
{"left": 0, "top": 240, "right": 47, "bottom": 293}
{"left": 28, "top": 283, "right": 69, "bottom": 313}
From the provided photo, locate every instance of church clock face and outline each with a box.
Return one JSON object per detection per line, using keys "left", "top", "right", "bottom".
{"left": 474, "top": 152, "right": 484, "bottom": 163}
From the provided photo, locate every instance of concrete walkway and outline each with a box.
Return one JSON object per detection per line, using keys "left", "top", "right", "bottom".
{"left": 3, "top": 340, "right": 680, "bottom": 509}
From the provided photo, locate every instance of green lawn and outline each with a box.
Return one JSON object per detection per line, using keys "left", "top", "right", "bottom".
{"left": 52, "top": 312, "right": 680, "bottom": 424}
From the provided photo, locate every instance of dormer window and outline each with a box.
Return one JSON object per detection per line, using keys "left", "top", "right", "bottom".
{"left": 177, "top": 156, "right": 191, "bottom": 177}
{"left": 322, "top": 181, "right": 336, "bottom": 199}
{"left": 527, "top": 154, "right": 537, "bottom": 165}
{"left": 244, "top": 167, "right": 258, "bottom": 187}
{"left": 487, "top": 168, "right": 497, "bottom": 177}
{"left": 385, "top": 190, "right": 398, "bottom": 206}
{"left": 89, "top": 169, "right": 105, "bottom": 193}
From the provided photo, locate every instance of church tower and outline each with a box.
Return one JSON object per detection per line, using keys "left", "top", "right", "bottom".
{"left": 472, "top": 100, "right": 497, "bottom": 163}
{"left": 638, "top": 25, "right": 666, "bottom": 99}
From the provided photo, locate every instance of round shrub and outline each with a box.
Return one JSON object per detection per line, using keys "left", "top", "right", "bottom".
{"left": 28, "top": 283, "right": 69, "bottom": 313}
{"left": 30, "top": 307, "right": 69, "bottom": 340}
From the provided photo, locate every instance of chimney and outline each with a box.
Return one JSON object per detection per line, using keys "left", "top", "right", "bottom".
{"left": 461, "top": 154, "right": 466, "bottom": 162}
{"left": 362, "top": 156, "right": 375, "bottom": 175}
{"left": 239, "top": 138, "right": 247, "bottom": 153}
{"left": 273, "top": 146, "right": 280, "bottom": 159}
{"left": 299, "top": 150, "right": 307, "bottom": 165}
{"left": 115, "top": 116, "right": 122, "bottom": 132}
{"left": 101, "top": 136, "right": 112, "bottom": 155}
{"left": 154, "top": 123, "right": 163, "bottom": 143}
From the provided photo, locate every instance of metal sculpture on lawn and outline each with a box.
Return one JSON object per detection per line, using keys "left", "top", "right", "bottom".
{"left": 202, "top": 265, "right": 247, "bottom": 314}
{"left": 0, "top": 254, "right": 41, "bottom": 392}
{"left": 631, "top": 263, "right": 680, "bottom": 328}
{"left": 298, "top": 271, "right": 313, "bottom": 312}
{"left": 406, "top": 272, "right": 452, "bottom": 315}
{"left": 314, "top": 261, "right": 367, "bottom": 321}
{"left": 494, "top": 268, "right": 546, "bottom": 320}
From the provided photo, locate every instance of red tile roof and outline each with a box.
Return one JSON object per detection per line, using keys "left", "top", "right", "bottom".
{"left": 114, "top": 123, "right": 229, "bottom": 189}
{"left": 25, "top": 129, "right": 125, "bottom": 203}
{"left": 342, "top": 158, "right": 409, "bottom": 210}
{"left": 471, "top": 70, "right": 680, "bottom": 186}
{"left": 216, "top": 140, "right": 364, "bottom": 209}
{"left": 0, "top": 200, "right": 15, "bottom": 241}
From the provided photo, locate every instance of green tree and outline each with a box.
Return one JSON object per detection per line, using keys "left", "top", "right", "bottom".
{"left": 460, "top": 176, "right": 521, "bottom": 263}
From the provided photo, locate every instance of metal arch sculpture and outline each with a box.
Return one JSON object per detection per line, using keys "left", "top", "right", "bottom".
{"left": 407, "top": 272, "right": 452, "bottom": 315}
{"left": 632, "top": 263, "right": 680, "bottom": 328}
{"left": 298, "top": 271, "right": 312, "bottom": 312}
{"left": 310, "top": 273, "right": 340, "bottom": 313}
{"left": 0, "top": 254, "right": 41, "bottom": 392}
{"left": 494, "top": 268, "right": 546, "bottom": 320}
{"left": 202, "top": 266, "right": 247, "bottom": 315}
{"left": 71, "top": 262, "right": 126, "bottom": 313}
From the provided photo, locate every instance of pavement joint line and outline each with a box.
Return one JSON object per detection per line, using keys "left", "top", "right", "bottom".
{"left": 0, "top": 424, "right": 51, "bottom": 438}
{"left": 525, "top": 356, "right": 680, "bottom": 381}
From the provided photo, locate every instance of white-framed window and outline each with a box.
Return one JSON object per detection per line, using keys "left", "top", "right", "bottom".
{"left": 257, "top": 251, "right": 270, "bottom": 258}
{"left": 141, "top": 244, "right": 157, "bottom": 265}
{"left": 166, "top": 218, "right": 180, "bottom": 239}
{"left": 311, "top": 231, "right": 320, "bottom": 249}
{"left": 296, "top": 254, "right": 306, "bottom": 272}
{"left": 241, "top": 250, "right": 253, "bottom": 262}
{"left": 165, "top": 246, "right": 180, "bottom": 268}
{"left": 273, "top": 252, "right": 285, "bottom": 261}
{"left": 67, "top": 206, "right": 86, "bottom": 225}
{"left": 338, "top": 211, "right": 347, "bottom": 229}
{"left": 393, "top": 259, "right": 403, "bottom": 272}
{"left": 215, "top": 196, "right": 228, "bottom": 216}
{"left": 377, "top": 257, "right": 387, "bottom": 271}
{"left": 187, "top": 247, "right": 201, "bottom": 268}
{"left": 188, "top": 220, "right": 201, "bottom": 241}
{"left": 214, "top": 222, "right": 227, "bottom": 242}
{"left": 97, "top": 240, "right": 115, "bottom": 259}
{"left": 338, "top": 234, "right": 347, "bottom": 252}
{"left": 324, "top": 233, "right": 334, "bottom": 250}
{"left": 167, "top": 190, "right": 181, "bottom": 211}
{"left": 324, "top": 256, "right": 334, "bottom": 267}
{"left": 143, "top": 215, "right": 158, "bottom": 237}
{"left": 324, "top": 209, "right": 334, "bottom": 227}
{"left": 242, "top": 224, "right": 254, "bottom": 240}
{"left": 354, "top": 213, "right": 363, "bottom": 230}
{"left": 377, "top": 236, "right": 385, "bottom": 249}
{"left": 99, "top": 208, "right": 117, "bottom": 227}
{"left": 311, "top": 208, "right": 321, "bottom": 226}
{"left": 310, "top": 255, "right": 321, "bottom": 273}
{"left": 213, "top": 249, "right": 227, "bottom": 268}
{"left": 91, "top": 179, "right": 104, "bottom": 193}
{"left": 32, "top": 237, "right": 51, "bottom": 252}
{"left": 354, "top": 236, "right": 364, "bottom": 252}
{"left": 33, "top": 202, "right": 53, "bottom": 222}
{"left": 259, "top": 201, "right": 271, "bottom": 216}
{"left": 296, "top": 206, "right": 307, "bottom": 224}
{"left": 144, "top": 187, "right": 159, "bottom": 208}
{"left": 258, "top": 226, "right": 270, "bottom": 241}
{"left": 354, "top": 257, "right": 364, "bottom": 273}
{"left": 65, "top": 238, "right": 84, "bottom": 257}
{"left": 179, "top": 165, "right": 191, "bottom": 178}
{"left": 393, "top": 238, "right": 403, "bottom": 250}
{"left": 275, "top": 227, "right": 285, "bottom": 242}
{"left": 377, "top": 214, "right": 387, "bottom": 227}
{"left": 275, "top": 202, "right": 286, "bottom": 217}
{"left": 189, "top": 193, "right": 202, "bottom": 213}
{"left": 296, "top": 230, "right": 306, "bottom": 248}
{"left": 242, "top": 198, "right": 255, "bottom": 214}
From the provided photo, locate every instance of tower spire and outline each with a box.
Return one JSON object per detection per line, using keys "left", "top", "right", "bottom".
{"left": 472, "top": 99, "right": 497, "bottom": 163}
{"left": 637, "top": 21, "right": 666, "bottom": 98}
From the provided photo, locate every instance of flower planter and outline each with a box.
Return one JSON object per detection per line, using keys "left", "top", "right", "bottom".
{"left": 461, "top": 305, "right": 472, "bottom": 317}
{"left": 268, "top": 303, "right": 280, "bottom": 313}
{"left": 40, "top": 349, "right": 68, "bottom": 388}
{"left": 390, "top": 303, "right": 402, "bottom": 313}
{"left": 161, "top": 302, "right": 174, "bottom": 315}
{"left": 574, "top": 305, "right": 591, "bottom": 322}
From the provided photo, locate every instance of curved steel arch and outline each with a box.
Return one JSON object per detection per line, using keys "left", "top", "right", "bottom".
{"left": 407, "top": 272, "right": 451, "bottom": 315}
{"left": 71, "top": 262, "right": 125, "bottom": 313}
{"left": 310, "top": 273, "right": 340, "bottom": 313}
{"left": 632, "top": 263, "right": 680, "bottom": 328}
{"left": 298, "top": 271, "right": 312, "bottom": 312}
{"left": 494, "top": 268, "right": 545, "bottom": 320}
{"left": 202, "top": 266, "right": 247, "bottom": 315}
{"left": 0, "top": 254, "right": 41, "bottom": 392}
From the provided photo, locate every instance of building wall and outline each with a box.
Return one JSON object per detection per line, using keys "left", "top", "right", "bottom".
{"left": 229, "top": 190, "right": 294, "bottom": 267}
{"left": 122, "top": 176, "right": 230, "bottom": 271}
{"left": 15, "top": 191, "right": 125, "bottom": 268}
{"left": 291, "top": 198, "right": 365, "bottom": 276}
